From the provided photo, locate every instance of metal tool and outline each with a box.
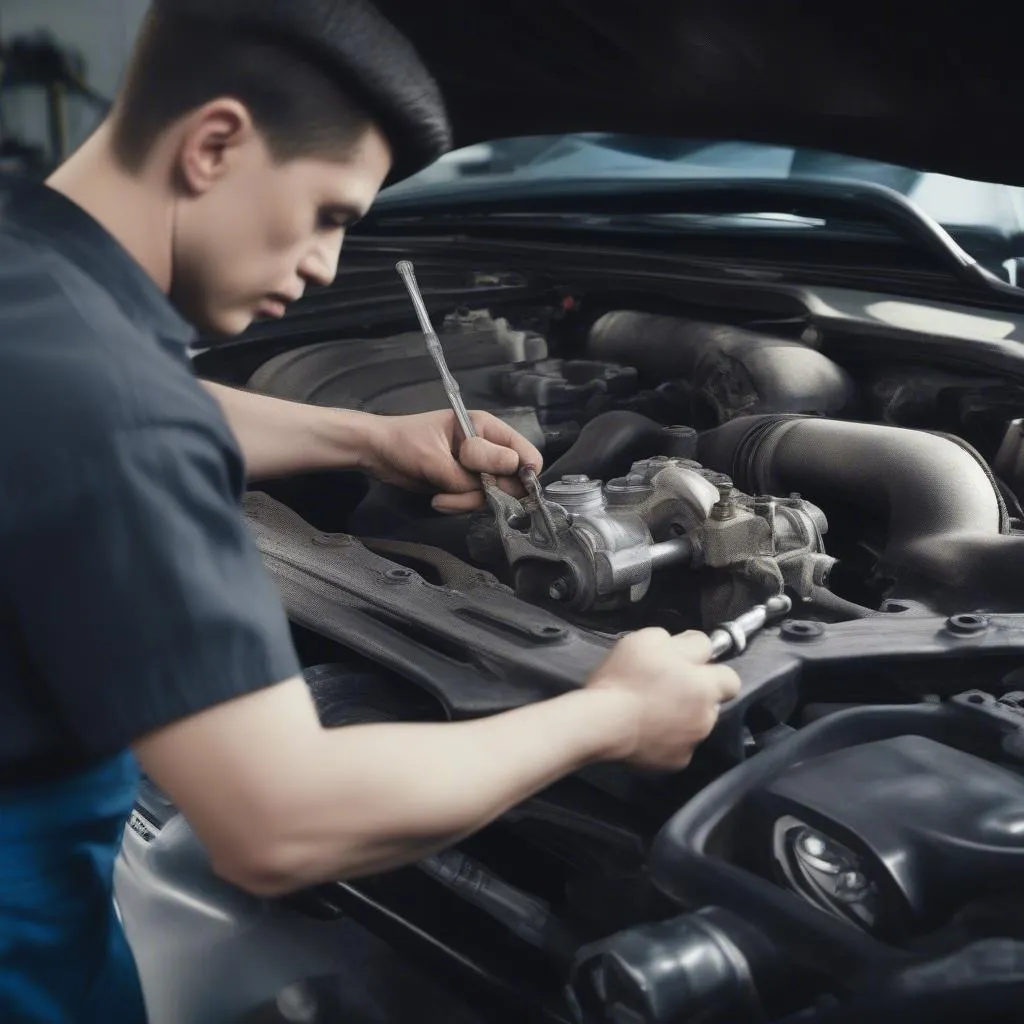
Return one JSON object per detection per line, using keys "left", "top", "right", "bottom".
{"left": 396, "top": 260, "right": 559, "bottom": 543}
{"left": 708, "top": 595, "right": 793, "bottom": 660}
{"left": 396, "top": 260, "right": 477, "bottom": 442}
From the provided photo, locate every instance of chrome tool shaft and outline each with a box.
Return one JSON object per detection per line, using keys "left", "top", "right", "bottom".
{"left": 708, "top": 595, "right": 793, "bottom": 660}
{"left": 396, "top": 260, "right": 477, "bottom": 442}
{"left": 396, "top": 260, "right": 560, "bottom": 543}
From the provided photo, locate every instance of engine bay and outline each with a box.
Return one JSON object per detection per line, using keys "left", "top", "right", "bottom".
{"left": 197, "top": 283, "right": 1024, "bottom": 1021}
{"left": 243, "top": 296, "right": 1024, "bottom": 642}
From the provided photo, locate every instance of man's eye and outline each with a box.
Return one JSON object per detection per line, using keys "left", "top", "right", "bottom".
{"left": 318, "top": 214, "right": 346, "bottom": 231}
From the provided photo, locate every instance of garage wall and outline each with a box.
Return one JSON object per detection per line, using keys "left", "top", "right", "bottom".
{"left": 1, "top": 0, "right": 150, "bottom": 155}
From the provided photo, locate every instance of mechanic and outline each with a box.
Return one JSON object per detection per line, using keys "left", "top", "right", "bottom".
{"left": 0, "top": 2, "right": 740, "bottom": 1021}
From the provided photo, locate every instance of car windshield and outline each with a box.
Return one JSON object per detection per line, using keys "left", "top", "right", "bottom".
{"left": 384, "top": 134, "right": 1024, "bottom": 277}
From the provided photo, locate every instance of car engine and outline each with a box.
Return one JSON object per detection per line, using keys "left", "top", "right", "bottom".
{"left": 124, "top": 289, "right": 1024, "bottom": 1024}
{"left": 470, "top": 451, "right": 829, "bottom": 631}
{"left": 243, "top": 304, "right": 1024, "bottom": 638}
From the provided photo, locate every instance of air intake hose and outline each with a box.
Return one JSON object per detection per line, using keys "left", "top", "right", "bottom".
{"left": 588, "top": 312, "right": 855, "bottom": 427}
{"left": 698, "top": 416, "right": 1019, "bottom": 613}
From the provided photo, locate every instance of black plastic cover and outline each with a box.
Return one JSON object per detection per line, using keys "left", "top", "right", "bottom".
{"left": 747, "top": 735, "right": 1024, "bottom": 942}
{"left": 650, "top": 702, "right": 1022, "bottom": 987}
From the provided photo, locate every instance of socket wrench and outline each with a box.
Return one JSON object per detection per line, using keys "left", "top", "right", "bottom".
{"left": 708, "top": 595, "right": 793, "bottom": 660}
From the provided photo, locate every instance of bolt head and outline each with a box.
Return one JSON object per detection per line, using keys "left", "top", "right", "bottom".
{"left": 781, "top": 620, "right": 825, "bottom": 642}
{"left": 710, "top": 482, "right": 738, "bottom": 520}
{"left": 947, "top": 613, "right": 990, "bottom": 636}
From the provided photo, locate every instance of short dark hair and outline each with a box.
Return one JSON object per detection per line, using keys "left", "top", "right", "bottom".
{"left": 112, "top": 7, "right": 372, "bottom": 172}
{"left": 112, "top": 1, "right": 452, "bottom": 181}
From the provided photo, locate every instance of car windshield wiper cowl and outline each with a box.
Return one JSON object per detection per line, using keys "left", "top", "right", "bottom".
{"left": 368, "top": 178, "right": 1024, "bottom": 305}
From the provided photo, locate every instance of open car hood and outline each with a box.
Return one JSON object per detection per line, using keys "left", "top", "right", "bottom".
{"left": 373, "top": 1, "right": 1022, "bottom": 186}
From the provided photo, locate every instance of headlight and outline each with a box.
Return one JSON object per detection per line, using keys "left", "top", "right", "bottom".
{"left": 774, "top": 818, "right": 881, "bottom": 934}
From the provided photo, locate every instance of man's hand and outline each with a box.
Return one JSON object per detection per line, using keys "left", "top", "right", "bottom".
{"left": 584, "top": 629, "right": 741, "bottom": 772}
{"left": 363, "top": 410, "right": 544, "bottom": 514}
{"left": 200, "top": 386, "right": 542, "bottom": 496}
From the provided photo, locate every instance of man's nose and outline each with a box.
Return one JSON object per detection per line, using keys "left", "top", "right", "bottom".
{"left": 299, "top": 236, "right": 343, "bottom": 288}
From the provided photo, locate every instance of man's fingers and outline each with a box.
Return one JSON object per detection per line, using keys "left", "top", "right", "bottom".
{"left": 711, "top": 666, "right": 742, "bottom": 703}
{"left": 459, "top": 435, "right": 521, "bottom": 477}
{"left": 436, "top": 456, "right": 488, "bottom": 494}
{"left": 432, "top": 412, "right": 544, "bottom": 511}
{"left": 468, "top": 412, "right": 544, "bottom": 475}
{"left": 669, "top": 633, "right": 741, "bottom": 700}
{"left": 671, "top": 630, "right": 713, "bottom": 664}
{"left": 432, "top": 491, "right": 486, "bottom": 515}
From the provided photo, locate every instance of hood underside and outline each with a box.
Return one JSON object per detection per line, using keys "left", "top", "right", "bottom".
{"left": 373, "top": 1, "right": 1023, "bottom": 187}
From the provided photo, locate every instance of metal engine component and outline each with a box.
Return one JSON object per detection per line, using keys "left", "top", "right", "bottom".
{"left": 499, "top": 358, "right": 639, "bottom": 424}
{"left": 694, "top": 483, "right": 834, "bottom": 622}
{"left": 473, "top": 454, "right": 832, "bottom": 620}
{"left": 546, "top": 475, "right": 656, "bottom": 609}
{"left": 479, "top": 469, "right": 659, "bottom": 612}
{"left": 443, "top": 306, "right": 548, "bottom": 363}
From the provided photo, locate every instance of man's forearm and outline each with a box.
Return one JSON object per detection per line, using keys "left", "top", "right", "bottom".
{"left": 136, "top": 677, "right": 636, "bottom": 897}
{"left": 249, "top": 687, "right": 635, "bottom": 890}
{"left": 202, "top": 381, "right": 380, "bottom": 480}
{"left": 260, "top": 688, "right": 634, "bottom": 888}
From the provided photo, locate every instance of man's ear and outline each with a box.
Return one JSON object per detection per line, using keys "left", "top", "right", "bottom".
{"left": 175, "top": 99, "right": 257, "bottom": 197}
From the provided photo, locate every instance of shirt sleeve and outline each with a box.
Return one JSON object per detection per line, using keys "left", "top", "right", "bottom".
{"left": 1, "top": 420, "right": 301, "bottom": 762}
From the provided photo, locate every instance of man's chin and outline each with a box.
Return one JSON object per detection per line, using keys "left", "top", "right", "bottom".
{"left": 194, "top": 310, "right": 256, "bottom": 340}
{"left": 169, "top": 293, "right": 253, "bottom": 340}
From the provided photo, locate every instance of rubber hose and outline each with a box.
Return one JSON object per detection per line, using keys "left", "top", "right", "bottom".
{"left": 539, "top": 411, "right": 676, "bottom": 486}
{"left": 931, "top": 430, "right": 1010, "bottom": 532}
{"left": 806, "top": 586, "right": 882, "bottom": 620}
{"left": 698, "top": 416, "right": 1022, "bottom": 613}
{"left": 588, "top": 312, "right": 854, "bottom": 425}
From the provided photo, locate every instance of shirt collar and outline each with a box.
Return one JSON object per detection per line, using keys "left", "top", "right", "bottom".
{"left": 0, "top": 173, "right": 196, "bottom": 346}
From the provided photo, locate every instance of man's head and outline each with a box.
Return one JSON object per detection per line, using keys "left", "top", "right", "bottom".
{"left": 107, "top": 1, "right": 449, "bottom": 336}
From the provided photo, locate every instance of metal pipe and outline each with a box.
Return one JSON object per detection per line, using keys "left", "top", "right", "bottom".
{"left": 649, "top": 536, "right": 695, "bottom": 570}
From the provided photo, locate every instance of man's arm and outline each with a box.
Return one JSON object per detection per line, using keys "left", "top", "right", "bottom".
{"left": 134, "top": 678, "right": 634, "bottom": 894}
{"left": 133, "top": 630, "right": 738, "bottom": 896}
{"left": 202, "top": 381, "right": 544, "bottom": 512}
{"left": 202, "top": 381, "right": 378, "bottom": 480}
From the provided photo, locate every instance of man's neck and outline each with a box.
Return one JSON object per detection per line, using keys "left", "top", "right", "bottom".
{"left": 46, "top": 120, "right": 175, "bottom": 294}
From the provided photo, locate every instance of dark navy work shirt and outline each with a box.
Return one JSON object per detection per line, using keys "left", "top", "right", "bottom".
{"left": 0, "top": 174, "right": 301, "bottom": 1022}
